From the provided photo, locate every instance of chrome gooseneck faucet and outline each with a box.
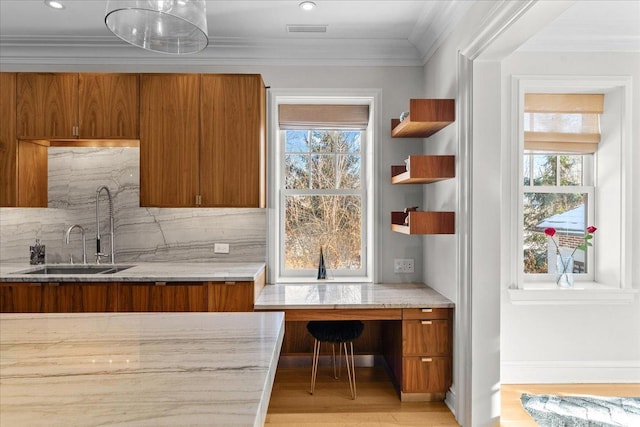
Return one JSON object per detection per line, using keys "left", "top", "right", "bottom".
{"left": 96, "top": 186, "right": 115, "bottom": 264}
{"left": 65, "top": 224, "right": 86, "bottom": 264}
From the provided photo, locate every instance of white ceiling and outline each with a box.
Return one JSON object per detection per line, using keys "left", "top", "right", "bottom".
{"left": 0, "top": 0, "right": 638, "bottom": 66}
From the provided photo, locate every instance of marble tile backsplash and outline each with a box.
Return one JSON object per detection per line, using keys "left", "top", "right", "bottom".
{"left": 0, "top": 147, "right": 266, "bottom": 264}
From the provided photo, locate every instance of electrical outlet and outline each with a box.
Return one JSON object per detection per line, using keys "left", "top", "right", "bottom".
{"left": 394, "top": 258, "right": 415, "bottom": 273}
{"left": 214, "top": 243, "right": 230, "bottom": 254}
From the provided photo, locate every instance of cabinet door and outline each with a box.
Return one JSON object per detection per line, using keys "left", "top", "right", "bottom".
{"left": 0, "top": 72, "right": 17, "bottom": 207}
{"left": 208, "top": 282, "right": 253, "bottom": 312}
{"left": 17, "top": 73, "right": 78, "bottom": 139}
{"left": 200, "top": 74, "right": 265, "bottom": 207}
{"left": 402, "top": 356, "right": 452, "bottom": 393}
{"left": 0, "top": 283, "right": 43, "bottom": 312}
{"left": 43, "top": 283, "right": 117, "bottom": 312}
{"left": 118, "top": 282, "right": 208, "bottom": 312}
{"left": 79, "top": 73, "right": 139, "bottom": 139}
{"left": 17, "top": 140, "right": 48, "bottom": 207}
{"left": 402, "top": 319, "right": 451, "bottom": 356}
{"left": 140, "top": 74, "right": 200, "bottom": 207}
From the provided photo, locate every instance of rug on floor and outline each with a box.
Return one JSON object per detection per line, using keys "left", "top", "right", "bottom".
{"left": 520, "top": 393, "right": 640, "bottom": 427}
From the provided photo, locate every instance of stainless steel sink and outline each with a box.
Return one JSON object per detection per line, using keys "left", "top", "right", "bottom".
{"left": 14, "top": 265, "right": 134, "bottom": 275}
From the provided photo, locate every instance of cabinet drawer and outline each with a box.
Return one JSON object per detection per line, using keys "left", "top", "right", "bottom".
{"left": 402, "top": 356, "right": 451, "bottom": 393}
{"left": 403, "top": 319, "right": 451, "bottom": 356}
{"left": 403, "top": 308, "right": 450, "bottom": 320}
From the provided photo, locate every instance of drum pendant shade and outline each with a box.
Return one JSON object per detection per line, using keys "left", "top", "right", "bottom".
{"left": 105, "top": 0, "right": 209, "bottom": 54}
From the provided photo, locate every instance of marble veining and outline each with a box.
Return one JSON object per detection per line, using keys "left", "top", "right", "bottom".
{"left": 0, "top": 262, "right": 266, "bottom": 282}
{"left": 0, "top": 147, "right": 266, "bottom": 264}
{"left": 255, "top": 282, "right": 454, "bottom": 309}
{"left": 0, "top": 312, "right": 284, "bottom": 426}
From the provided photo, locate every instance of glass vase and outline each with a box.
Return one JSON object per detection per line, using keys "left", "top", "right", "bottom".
{"left": 556, "top": 254, "right": 574, "bottom": 288}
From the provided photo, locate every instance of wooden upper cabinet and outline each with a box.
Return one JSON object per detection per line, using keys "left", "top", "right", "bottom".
{"left": 78, "top": 73, "right": 139, "bottom": 139}
{"left": 140, "top": 74, "right": 200, "bottom": 207}
{"left": 0, "top": 73, "right": 47, "bottom": 207}
{"left": 200, "top": 74, "right": 266, "bottom": 207}
{"left": 0, "top": 72, "right": 17, "bottom": 207}
{"left": 17, "top": 73, "right": 78, "bottom": 139}
{"left": 140, "top": 73, "right": 266, "bottom": 208}
{"left": 16, "top": 72, "right": 139, "bottom": 140}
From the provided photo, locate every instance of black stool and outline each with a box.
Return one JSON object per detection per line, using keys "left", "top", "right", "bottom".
{"left": 306, "top": 320, "right": 364, "bottom": 399}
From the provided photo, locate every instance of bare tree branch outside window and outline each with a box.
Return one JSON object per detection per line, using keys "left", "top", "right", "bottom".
{"left": 283, "top": 130, "right": 363, "bottom": 271}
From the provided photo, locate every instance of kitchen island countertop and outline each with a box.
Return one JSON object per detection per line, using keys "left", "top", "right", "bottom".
{"left": 0, "top": 262, "right": 266, "bottom": 282}
{"left": 0, "top": 311, "right": 284, "bottom": 426}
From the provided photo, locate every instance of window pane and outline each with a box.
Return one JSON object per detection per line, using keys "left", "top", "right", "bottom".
{"left": 285, "top": 154, "right": 309, "bottom": 189}
{"left": 284, "top": 195, "right": 362, "bottom": 270}
{"left": 338, "top": 131, "right": 361, "bottom": 153}
{"left": 285, "top": 130, "right": 309, "bottom": 152}
{"left": 523, "top": 155, "right": 531, "bottom": 186}
{"left": 532, "top": 155, "right": 557, "bottom": 186}
{"left": 559, "top": 155, "right": 582, "bottom": 186}
{"left": 523, "top": 192, "right": 588, "bottom": 274}
{"left": 311, "top": 130, "right": 336, "bottom": 152}
{"left": 336, "top": 154, "right": 361, "bottom": 189}
{"left": 311, "top": 155, "right": 335, "bottom": 189}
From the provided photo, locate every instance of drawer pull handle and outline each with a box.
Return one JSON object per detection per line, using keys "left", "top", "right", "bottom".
{"left": 421, "top": 308, "right": 433, "bottom": 313}
{"left": 421, "top": 357, "right": 433, "bottom": 363}
{"left": 48, "top": 282, "right": 60, "bottom": 287}
{"left": 155, "top": 281, "right": 166, "bottom": 286}
{"left": 421, "top": 320, "right": 433, "bottom": 325}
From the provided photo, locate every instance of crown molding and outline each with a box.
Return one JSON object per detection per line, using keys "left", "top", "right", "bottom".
{"left": 0, "top": 35, "right": 425, "bottom": 67}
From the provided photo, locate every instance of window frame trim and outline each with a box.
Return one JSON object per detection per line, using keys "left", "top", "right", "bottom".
{"left": 509, "top": 75, "right": 635, "bottom": 301}
{"left": 268, "top": 89, "right": 380, "bottom": 284}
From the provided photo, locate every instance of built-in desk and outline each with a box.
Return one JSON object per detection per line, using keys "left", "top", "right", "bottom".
{"left": 255, "top": 283, "right": 454, "bottom": 402}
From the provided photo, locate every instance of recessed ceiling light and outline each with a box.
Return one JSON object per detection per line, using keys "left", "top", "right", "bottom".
{"left": 44, "top": 0, "right": 65, "bottom": 10}
{"left": 299, "top": 1, "right": 316, "bottom": 12}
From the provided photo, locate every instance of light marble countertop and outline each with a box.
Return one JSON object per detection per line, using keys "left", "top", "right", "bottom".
{"left": 0, "top": 312, "right": 284, "bottom": 427}
{"left": 0, "top": 262, "right": 266, "bottom": 282}
{"left": 254, "top": 282, "right": 454, "bottom": 309}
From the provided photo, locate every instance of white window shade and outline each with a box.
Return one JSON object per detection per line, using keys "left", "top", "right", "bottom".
{"left": 524, "top": 94, "right": 604, "bottom": 153}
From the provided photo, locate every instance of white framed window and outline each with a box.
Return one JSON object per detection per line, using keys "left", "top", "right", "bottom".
{"left": 509, "top": 77, "right": 634, "bottom": 301}
{"left": 269, "top": 91, "right": 377, "bottom": 283}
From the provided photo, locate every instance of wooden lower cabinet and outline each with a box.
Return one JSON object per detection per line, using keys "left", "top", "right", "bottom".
{"left": 0, "top": 283, "right": 44, "bottom": 312}
{"left": 208, "top": 282, "right": 253, "bottom": 312}
{"left": 382, "top": 307, "right": 453, "bottom": 401}
{"left": 402, "top": 356, "right": 452, "bottom": 394}
{"left": 1, "top": 275, "right": 263, "bottom": 313}
{"left": 118, "top": 282, "right": 208, "bottom": 312}
{"left": 44, "top": 283, "right": 117, "bottom": 312}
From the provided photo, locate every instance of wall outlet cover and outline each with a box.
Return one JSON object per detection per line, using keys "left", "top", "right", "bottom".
{"left": 214, "top": 243, "right": 230, "bottom": 254}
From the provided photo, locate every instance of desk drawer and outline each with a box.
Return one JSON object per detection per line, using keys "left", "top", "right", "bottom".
{"left": 403, "top": 319, "right": 451, "bottom": 356}
{"left": 403, "top": 356, "right": 452, "bottom": 393}
{"left": 403, "top": 308, "right": 450, "bottom": 320}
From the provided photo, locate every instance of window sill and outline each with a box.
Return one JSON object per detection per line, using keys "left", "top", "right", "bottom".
{"left": 276, "top": 276, "right": 373, "bottom": 284}
{"left": 508, "top": 282, "right": 637, "bottom": 305}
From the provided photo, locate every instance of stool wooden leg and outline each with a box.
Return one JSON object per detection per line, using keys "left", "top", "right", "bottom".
{"left": 310, "top": 339, "right": 320, "bottom": 395}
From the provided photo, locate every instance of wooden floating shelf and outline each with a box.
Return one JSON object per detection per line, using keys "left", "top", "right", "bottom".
{"left": 391, "top": 155, "right": 455, "bottom": 184}
{"left": 391, "top": 211, "right": 455, "bottom": 235}
{"left": 391, "top": 99, "right": 455, "bottom": 138}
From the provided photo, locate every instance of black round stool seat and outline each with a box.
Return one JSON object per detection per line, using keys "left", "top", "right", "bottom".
{"left": 306, "top": 320, "right": 364, "bottom": 343}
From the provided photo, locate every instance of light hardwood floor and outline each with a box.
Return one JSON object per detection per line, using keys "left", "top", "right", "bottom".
{"left": 266, "top": 366, "right": 640, "bottom": 426}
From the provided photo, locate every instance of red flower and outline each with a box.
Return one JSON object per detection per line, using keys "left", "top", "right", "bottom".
{"left": 586, "top": 226, "right": 597, "bottom": 234}
{"left": 544, "top": 227, "right": 556, "bottom": 237}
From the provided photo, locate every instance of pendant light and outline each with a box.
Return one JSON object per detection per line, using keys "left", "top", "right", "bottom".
{"left": 105, "top": 0, "right": 209, "bottom": 54}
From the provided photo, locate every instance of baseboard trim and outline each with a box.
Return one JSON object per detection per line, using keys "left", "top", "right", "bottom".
{"left": 501, "top": 360, "right": 640, "bottom": 383}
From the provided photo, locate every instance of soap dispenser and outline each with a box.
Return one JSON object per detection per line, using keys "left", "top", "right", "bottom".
{"left": 29, "top": 238, "right": 46, "bottom": 265}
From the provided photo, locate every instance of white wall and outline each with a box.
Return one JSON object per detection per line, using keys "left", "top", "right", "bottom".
{"left": 500, "top": 52, "right": 640, "bottom": 383}
{"left": 0, "top": 63, "right": 425, "bottom": 282}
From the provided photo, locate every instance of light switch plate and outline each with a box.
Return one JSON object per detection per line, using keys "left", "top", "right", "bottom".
{"left": 214, "top": 243, "right": 230, "bottom": 254}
